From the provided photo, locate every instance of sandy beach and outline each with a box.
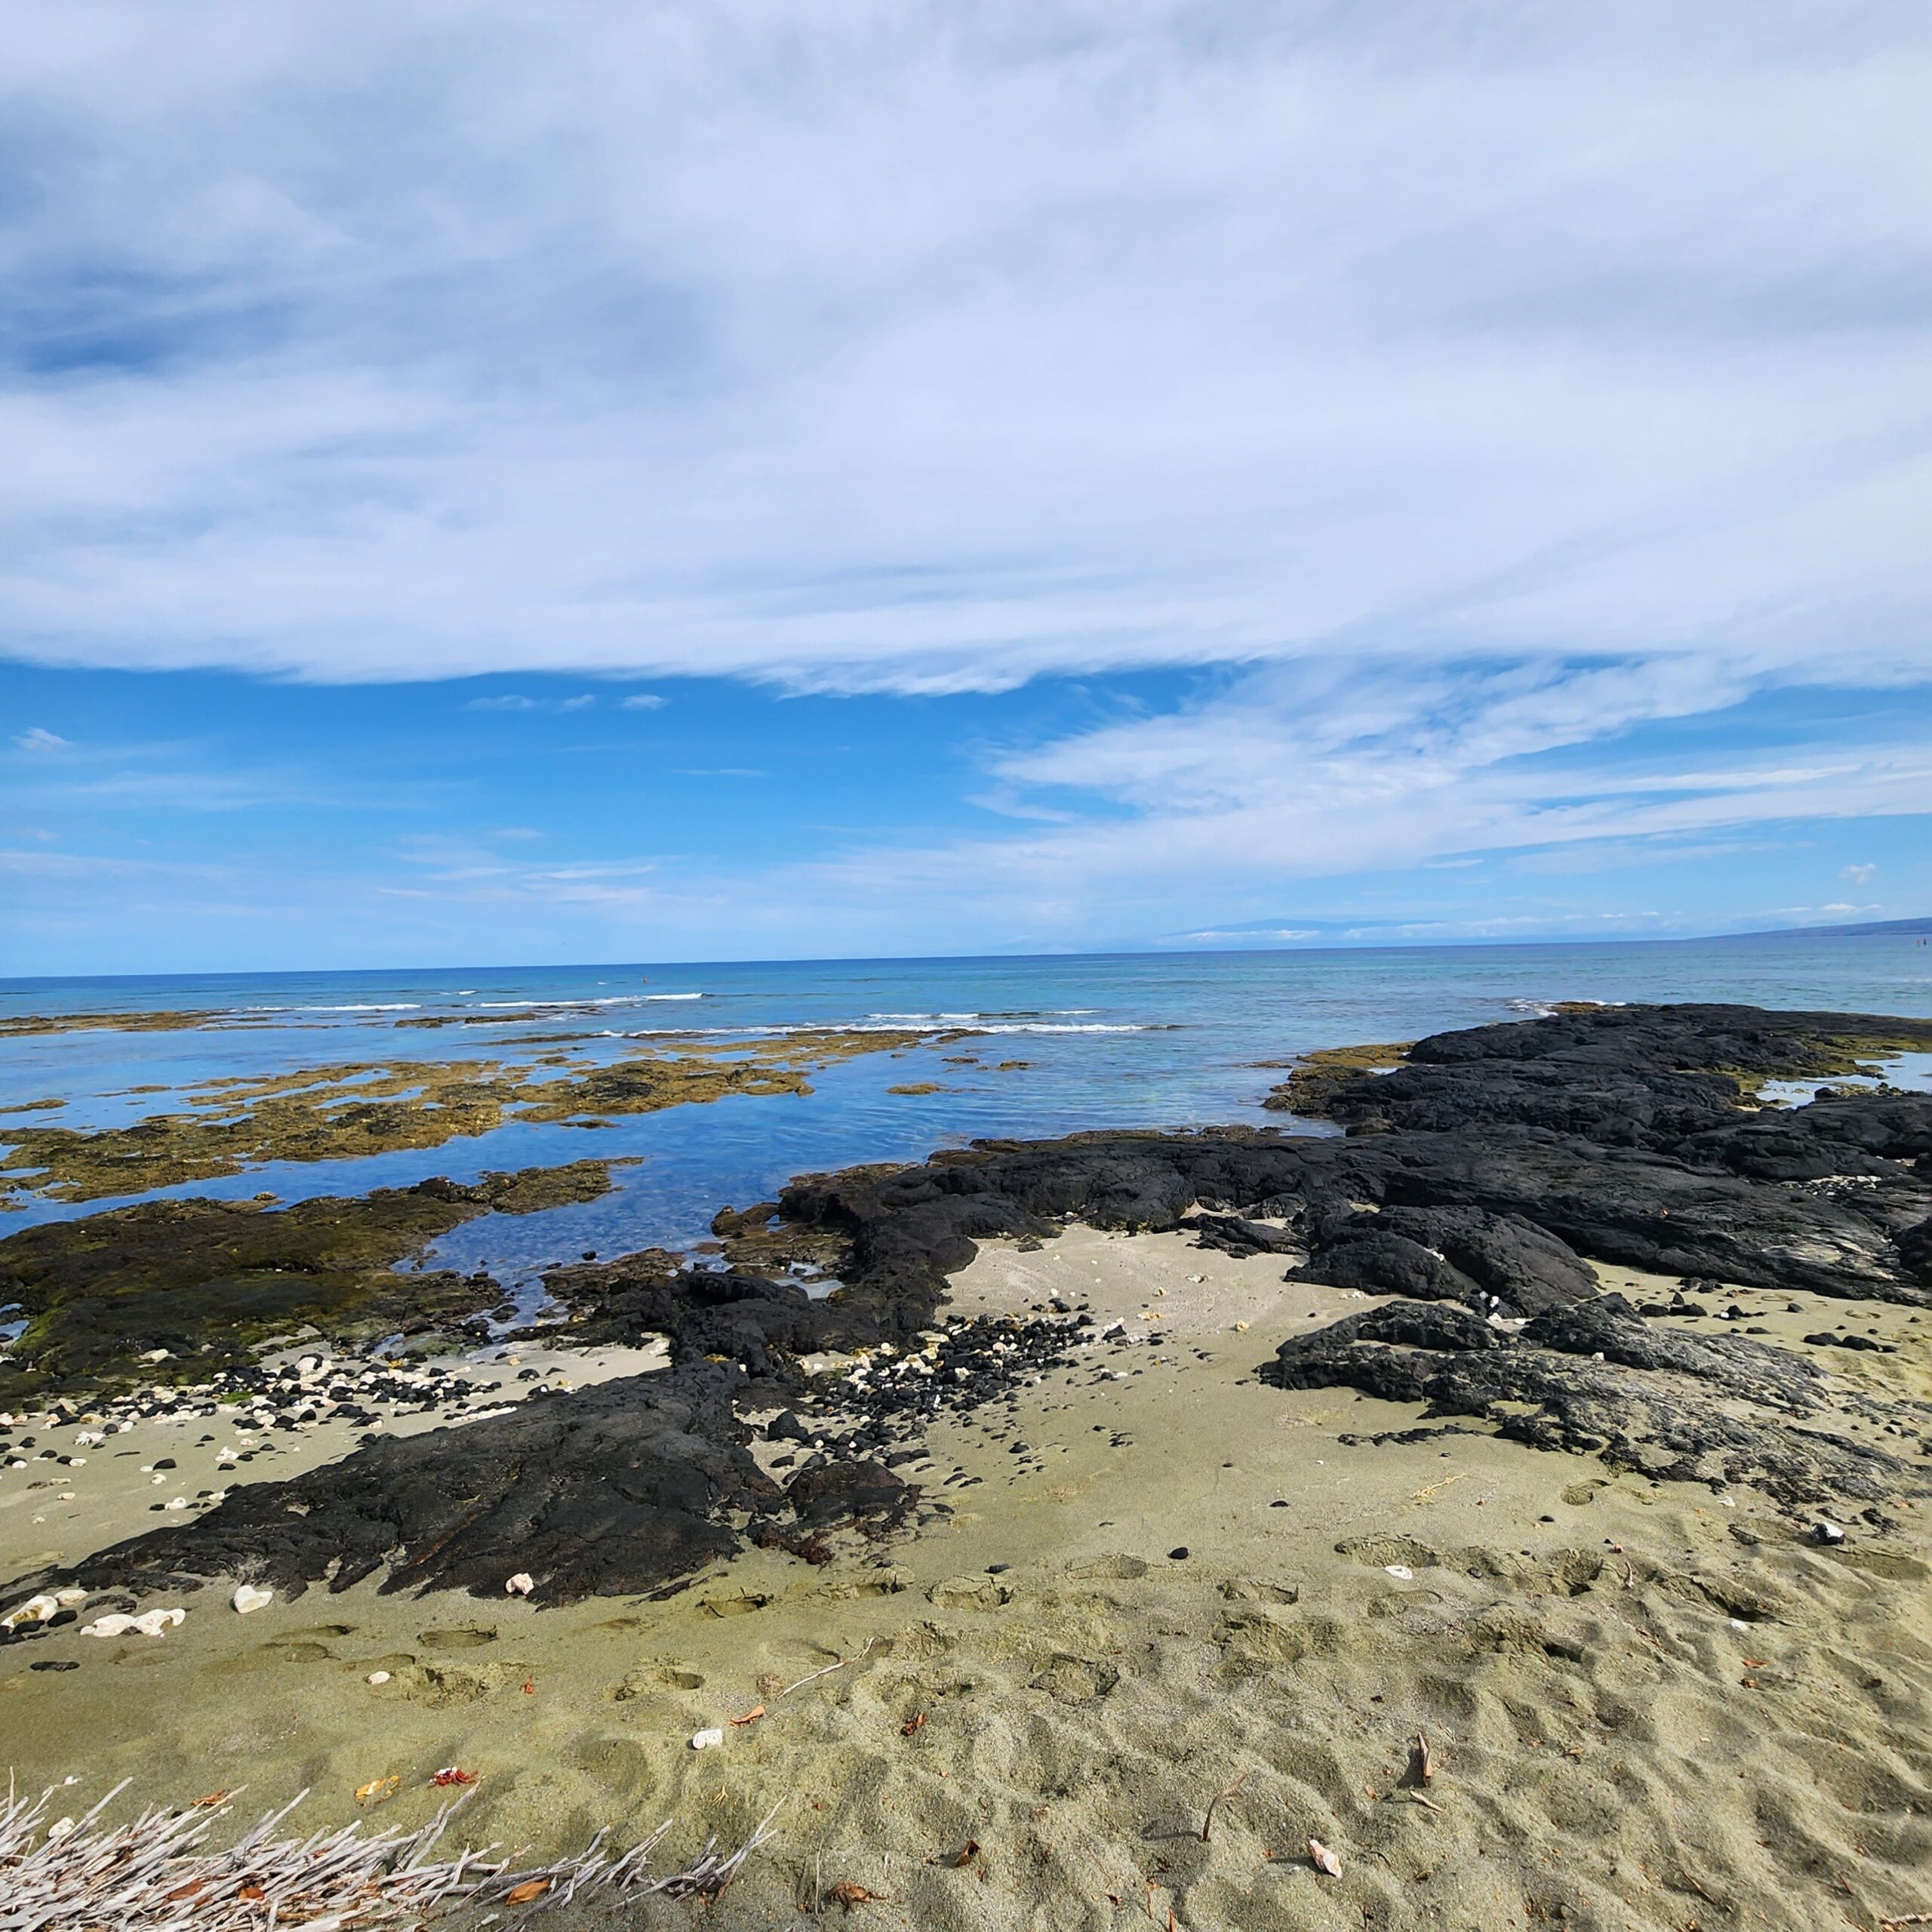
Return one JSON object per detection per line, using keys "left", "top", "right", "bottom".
{"left": 6, "top": 1217, "right": 1929, "bottom": 1931}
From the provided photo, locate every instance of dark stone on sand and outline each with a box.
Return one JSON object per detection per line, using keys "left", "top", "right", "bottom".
{"left": 1182, "top": 1213, "right": 1302, "bottom": 1258}
{"left": 25, "top": 1364, "right": 911, "bottom": 1608}
{"left": 1263, "top": 1293, "right": 1908, "bottom": 1506}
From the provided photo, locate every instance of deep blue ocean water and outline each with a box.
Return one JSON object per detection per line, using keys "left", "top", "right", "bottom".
{"left": 4, "top": 937, "right": 1930, "bottom": 1295}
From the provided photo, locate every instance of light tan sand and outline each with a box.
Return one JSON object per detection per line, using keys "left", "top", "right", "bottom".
{"left": 5, "top": 1231, "right": 1930, "bottom": 1931}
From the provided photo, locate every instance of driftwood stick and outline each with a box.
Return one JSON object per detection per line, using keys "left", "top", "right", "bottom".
{"left": 777, "top": 1635, "right": 879, "bottom": 1699}
{"left": 1200, "top": 1771, "right": 1249, "bottom": 1843}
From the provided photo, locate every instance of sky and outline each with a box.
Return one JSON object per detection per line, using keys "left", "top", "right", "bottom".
{"left": 3, "top": 2, "right": 1930, "bottom": 974}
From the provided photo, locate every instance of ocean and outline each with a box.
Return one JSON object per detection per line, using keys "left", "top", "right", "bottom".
{"left": 5, "top": 936, "right": 1930, "bottom": 1295}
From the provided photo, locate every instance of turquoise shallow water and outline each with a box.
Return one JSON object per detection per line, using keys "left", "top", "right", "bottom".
{"left": 4, "top": 937, "right": 1930, "bottom": 1294}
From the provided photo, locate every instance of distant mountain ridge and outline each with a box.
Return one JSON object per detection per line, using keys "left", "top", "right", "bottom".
{"left": 1746, "top": 914, "right": 1932, "bottom": 940}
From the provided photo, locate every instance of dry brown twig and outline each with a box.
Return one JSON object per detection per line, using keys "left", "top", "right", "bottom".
{"left": 1200, "top": 1772, "right": 1249, "bottom": 1844}
{"left": 1409, "top": 1732, "right": 1435, "bottom": 1786}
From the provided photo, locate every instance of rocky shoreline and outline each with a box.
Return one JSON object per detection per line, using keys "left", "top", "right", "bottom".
{"left": 2, "top": 1000, "right": 1927, "bottom": 1620}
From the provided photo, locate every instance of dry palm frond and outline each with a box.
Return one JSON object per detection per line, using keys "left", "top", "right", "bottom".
{"left": 0, "top": 1778, "right": 779, "bottom": 1932}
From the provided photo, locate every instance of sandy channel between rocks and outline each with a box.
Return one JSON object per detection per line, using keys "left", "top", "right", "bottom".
{"left": 4, "top": 1226, "right": 1930, "bottom": 1932}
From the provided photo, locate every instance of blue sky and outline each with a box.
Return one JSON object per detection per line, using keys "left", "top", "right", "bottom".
{"left": 3, "top": 4, "right": 1930, "bottom": 974}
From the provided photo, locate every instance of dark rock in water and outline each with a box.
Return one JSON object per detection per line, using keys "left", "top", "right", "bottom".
{"left": 0, "top": 1163, "right": 619, "bottom": 1401}
{"left": 736, "top": 1006, "right": 1932, "bottom": 1344}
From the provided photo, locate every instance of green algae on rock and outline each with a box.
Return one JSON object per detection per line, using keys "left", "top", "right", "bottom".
{"left": 0, "top": 1009, "right": 244, "bottom": 1038}
{"left": 0, "top": 1160, "right": 617, "bottom": 1401}
{"left": 0, "top": 1028, "right": 945, "bottom": 1206}
{"left": 1260, "top": 1039, "right": 1414, "bottom": 1118}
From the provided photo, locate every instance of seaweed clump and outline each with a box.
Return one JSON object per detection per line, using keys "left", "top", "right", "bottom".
{"left": 0, "top": 1161, "right": 617, "bottom": 1401}
{"left": 0, "top": 1028, "right": 944, "bottom": 1205}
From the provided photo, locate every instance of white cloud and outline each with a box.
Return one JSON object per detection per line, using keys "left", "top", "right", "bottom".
{"left": 1841, "top": 861, "right": 1878, "bottom": 882}
{"left": 12, "top": 727, "right": 72, "bottom": 753}
{"left": 0, "top": 2, "right": 1924, "bottom": 711}
{"left": 464, "top": 694, "right": 597, "bottom": 712}
{"left": 786, "top": 654, "right": 1932, "bottom": 931}
{"left": 619, "top": 694, "right": 666, "bottom": 710}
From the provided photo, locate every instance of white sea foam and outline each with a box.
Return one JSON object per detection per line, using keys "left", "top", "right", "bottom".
{"left": 473, "top": 996, "right": 641, "bottom": 1009}
{"left": 973, "top": 1022, "right": 1146, "bottom": 1034}
{"left": 298, "top": 1003, "right": 421, "bottom": 1012}
{"left": 645, "top": 992, "right": 703, "bottom": 1001}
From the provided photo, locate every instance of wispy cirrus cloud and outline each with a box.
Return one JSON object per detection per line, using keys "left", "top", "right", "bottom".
{"left": 464, "top": 694, "right": 597, "bottom": 713}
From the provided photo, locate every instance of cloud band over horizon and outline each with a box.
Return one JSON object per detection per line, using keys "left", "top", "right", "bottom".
{"left": 2, "top": 2, "right": 1929, "bottom": 969}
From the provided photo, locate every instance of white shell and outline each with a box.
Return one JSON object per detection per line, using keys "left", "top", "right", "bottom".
{"left": 1384, "top": 1564, "right": 1414, "bottom": 1581}
{"left": 689, "top": 1727, "right": 724, "bottom": 1751}
{"left": 1309, "top": 1838, "right": 1342, "bottom": 1876}
{"left": 232, "top": 1584, "right": 274, "bottom": 1614}
{"left": 505, "top": 1571, "right": 536, "bottom": 1596}
{"left": 367, "top": 1670, "right": 392, "bottom": 1685}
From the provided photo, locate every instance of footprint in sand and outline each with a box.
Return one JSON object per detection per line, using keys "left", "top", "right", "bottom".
{"left": 417, "top": 1625, "right": 498, "bottom": 1651}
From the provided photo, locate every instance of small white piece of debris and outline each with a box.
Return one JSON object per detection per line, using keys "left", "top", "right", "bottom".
{"left": 1813, "top": 1520, "right": 1846, "bottom": 1545}
{"left": 1728, "top": 1617, "right": 1749, "bottom": 1632}
{"left": 367, "top": 1670, "right": 392, "bottom": 1685}
{"left": 1188, "top": 1275, "right": 1204, "bottom": 1284}
{"left": 82, "top": 1614, "right": 137, "bottom": 1638}
{"left": 1309, "top": 1838, "right": 1342, "bottom": 1877}
{"left": 165, "top": 1496, "right": 189, "bottom": 1511}
{"left": 1384, "top": 1564, "right": 1414, "bottom": 1581}
{"left": 1232, "top": 1321, "right": 1250, "bottom": 1333}
{"left": 232, "top": 1584, "right": 274, "bottom": 1614}
{"left": 505, "top": 1571, "right": 535, "bottom": 1596}
{"left": 129, "top": 1607, "right": 186, "bottom": 1636}
{"left": 54, "top": 1587, "right": 88, "bottom": 1607}
{"left": 690, "top": 1727, "right": 724, "bottom": 1751}
{"left": 47, "top": 1817, "right": 75, "bottom": 1842}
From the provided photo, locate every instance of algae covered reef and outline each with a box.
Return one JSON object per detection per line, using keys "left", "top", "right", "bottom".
{"left": 0, "top": 1008, "right": 241, "bottom": 1039}
{"left": 0, "top": 1160, "right": 617, "bottom": 1401}
{"left": 0, "top": 1025, "right": 943, "bottom": 1207}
